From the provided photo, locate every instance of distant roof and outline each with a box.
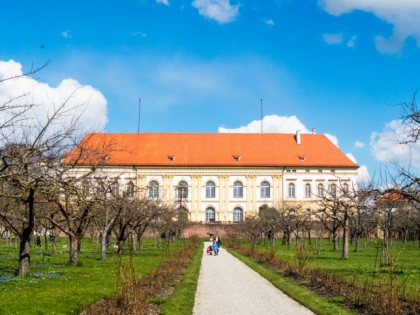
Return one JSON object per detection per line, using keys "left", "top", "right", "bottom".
{"left": 65, "top": 132, "right": 358, "bottom": 168}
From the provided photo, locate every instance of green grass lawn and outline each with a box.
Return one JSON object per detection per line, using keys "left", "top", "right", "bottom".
{"left": 0, "top": 237, "right": 185, "bottom": 315}
{"left": 159, "top": 242, "right": 203, "bottom": 315}
{"left": 233, "top": 238, "right": 420, "bottom": 295}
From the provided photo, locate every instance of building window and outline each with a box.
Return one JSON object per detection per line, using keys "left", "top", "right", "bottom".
{"left": 205, "top": 181, "right": 216, "bottom": 198}
{"left": 233, "top": 181, "right": 243, "bottom": 198}
{"left": 177, "top": 181, "right": 188, "bottom": 199}
{"left": 233, "top": 207, "right": 243, "bottom": 222}
{"left": 317, "top": 184, "right": 324, "bottom": 198}
{"left": 111, "top": 182, "right": 119, "bottom": 196}
{"left": 126, "top": 181, "right": 135, "bottom": 198}
{"left": 149, "top": 181, "right": 159, "bottom": 198}
{"left": 288, "top": 183, "right": 295, "bottom": 198}
{"left": 205, "top": 207, "right": 215, "bottom": 222}
{"left": 97, "top": 182, "right": 106, "bottom": 196}
{"left": 330, "top": 184, "right": 337, "bottom": 197}
{"left": 82, "top": 180, "right": 90, "bottom": 197}
{"left": 343, "top": 183, "right": 349, "bottom": 194}
{"left": 260, "top": 181, "right": 270, "bottom": 198}
{"left": 305, "top": 183, "right": 311, "bottom": 198}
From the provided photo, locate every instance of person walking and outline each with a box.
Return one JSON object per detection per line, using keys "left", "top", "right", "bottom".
{"left": 212, "top": 238, "right": 219, "bottom": 256}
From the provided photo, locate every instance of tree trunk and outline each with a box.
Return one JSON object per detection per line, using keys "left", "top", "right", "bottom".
{"left": 341, "top": 213, "right": 349, "bottom": 260}
{"left": 131, "top": 232, "right": 137, "bottom": 251}
{"left": 307, "top": 228, "right": 312, "bottom": 245}
{"left": 332, "top": 231, "right": 338, "bottom": 251}
{"left": 51, "top": 236, "right": 57, "bottom": 256}
{"left": 18, "top": 189, "right": 35, "bottom": 276}
{"left": 100, "top": 233, "right": 107, "bottom": 260}
{"left": 18, "top": 236, "right": 31, "bottom": 276}
{"left": 44, "top": 232, "right": 48, "bottom": 251}
{"left": 117, "top": 239, "right": 125, "bottom": 255}
{"left": 354, "top": 233, "right": 360, "bottom": 252}
{"left": 287, "top": 228, "right": 292, "bottom": 249}
{"left": 69, "top": 235, "right": 79, "bottom": 266}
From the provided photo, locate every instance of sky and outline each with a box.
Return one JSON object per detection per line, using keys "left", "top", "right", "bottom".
{"left": 1, "top": 0, "right": 420, "bottom": 182}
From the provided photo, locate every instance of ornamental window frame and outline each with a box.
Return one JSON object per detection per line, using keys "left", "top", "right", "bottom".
{"left": 288, "top": 183, "right": 296, "bottom": 198}
{"left": 205, "top": 181, "right": 216, "bottom": 198}
{"left": 149, "top": 180, "right": 159, "bottom": 198}
{"left": 205, "top": 207, "right": 216, "bottom": 222}
{"left": 233, "top": 207, "right": 243, "bottom": 222}
{"left": 233, "top": 181, "right": 244, "bottom": 198}
{"left": 260, "top": 181, "right": 270, "bottom": 198}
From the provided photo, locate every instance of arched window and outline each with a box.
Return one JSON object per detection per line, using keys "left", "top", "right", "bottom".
{"left": 206, "top": 181, "right": 216, "bottom": 198}
{"left": 149, "top": 181, "right": 159, "bottom": 198}
{"left": 233, "top": 181, "right": 243, "bottom": 198}
{"left": 317, "top": 184, "right": 324, "bottom": 198}
{"left": 126, "top": 181, "right": 135, "bottom": 198}
{"left": 305, "top": 183, "right": 311, "bottom": 198}
{"left": 233, "top": 207, "right": 243, "bottom": 222}
{"left": 205, "top": 207, "right": 215, "bottom": 222}
{"left": 260, "top": 181, "right": 270, "bottom": 198}
{"left": 288, "top": 183, "right": 295, "bottom": 198}
{"left": 177, "top": 181, "right": 188, "bottom": 199}
{"left": 97, "top": 182, "right": 106, "bottom": 196}
{"left": 330, "top": 184, "right": 336, "bottom": 197}
{"left": 82, "top": 180, "right": 90, "bottom": 197}
{"left": 343, "top": 183, "right": 349, "bottom": 194}
{"left": 111, "top": 182, "right": 119, "bottom": 196}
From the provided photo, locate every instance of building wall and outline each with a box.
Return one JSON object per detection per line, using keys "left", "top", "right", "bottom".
{"left": 74, "top": 165, "right": 358, "bottom": 223}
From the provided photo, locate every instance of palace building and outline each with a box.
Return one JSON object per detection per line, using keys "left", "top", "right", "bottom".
{"left": 67, "top": 131, "right": 358, "bottom": 223}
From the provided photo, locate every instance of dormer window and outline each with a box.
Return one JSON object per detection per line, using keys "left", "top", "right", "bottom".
{"left": 299, "top": 155, "right": 306, "bottom": 161}
{"left": 233, "top": 155, "right": 241, "bottom": 161}
{"left": 168, "top": 155, "right": 175, "bottom": 161}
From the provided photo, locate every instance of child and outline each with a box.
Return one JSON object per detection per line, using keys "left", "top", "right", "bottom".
{"left": 206, "top": 245, "right": 213, "bottom": 255}
{"left": 212, "top": 239, "right": 219, "bottom": 256}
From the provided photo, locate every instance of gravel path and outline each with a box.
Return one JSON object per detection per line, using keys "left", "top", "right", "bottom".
{"left": 193, "top": 242, "right": 314, "bottom": 315}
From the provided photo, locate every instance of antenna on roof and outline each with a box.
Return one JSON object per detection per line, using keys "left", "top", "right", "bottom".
{"left": 137, "top": 98, "right": 141, "bottom": 133}
{"left": 260, "top": 98, "right": 263, "bottom": 134}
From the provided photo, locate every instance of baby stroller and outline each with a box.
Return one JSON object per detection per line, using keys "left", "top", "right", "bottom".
{"left": 206, "top": 245, "right": 213, "bottom": 255}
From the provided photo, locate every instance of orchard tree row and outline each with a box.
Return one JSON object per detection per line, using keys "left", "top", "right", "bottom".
{"left": 0, "top": 66, "right": 188, "bottom": 276}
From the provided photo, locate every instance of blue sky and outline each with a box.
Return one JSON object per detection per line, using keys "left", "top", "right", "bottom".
{"left": 1, "top": 0, "right": 420, "bottom": 180}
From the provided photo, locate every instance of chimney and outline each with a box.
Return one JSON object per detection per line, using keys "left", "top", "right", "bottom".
{"left": 312, "top": 128, "right": 316, "bottom": 135}
{"left": 296, "top": 130, "right": 301, "bottom": 145}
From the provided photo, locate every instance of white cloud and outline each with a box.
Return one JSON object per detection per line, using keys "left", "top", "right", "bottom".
{"left": 156, "top": 0, "right": 169, "bottom": 6}
{"left": 218, "top": 114, "right": 309, "bottom": 133}
{"left": 266, "top": 19, "right": 275, "bottom": 26}
{"left": 61, "top": 30, "right": 72, "bottom": 38}
{"left": 346, "top": 153, "right": 357, "bottom": 163}
{"left": 192, "top": 0, "right": 239, "bottom": 24}
{"left": 131, "top": 31, "right": 147, "bottom": 38}
{"left": 356, "top": 165, "right": 371, "bottom": 186}
{"left": 355, "top": 141, "right": 365, "bottom": 148}
{"left": 322, "top": 32, "right": 343, "bottom": 45}
{"left": 325, "top": 133, "right": 339, "bottom": 146}
{"left": 319, "top": 0, "right": 420, "bottom": 53}
{"left": 218, "top": 114, "right": 341, "bottom": 147}
{"left": 370, "top": 119, "right": 420, "bottom": 168}
{"left": 0, "top": 60, "right": 108, "bottom": 137}
{"left": 347, "top": 35, "right": 357, "bottom": 48}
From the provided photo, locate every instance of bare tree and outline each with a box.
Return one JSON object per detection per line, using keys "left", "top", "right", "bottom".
{"left": 278, "top": 203, "right": 305, "bottom": 249}
{"left": 258, "top": 205, "right": 281, "bottom": 247}
{"left": 112, "top": 194, "right": 163, "bottom": 255}
{"left": 317, "top": 182, "right": 356, "bottom": 259}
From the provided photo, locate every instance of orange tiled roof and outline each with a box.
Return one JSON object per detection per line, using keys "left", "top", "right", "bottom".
{"left": 67, "top": 132, "right": 358, "bottom": 168}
